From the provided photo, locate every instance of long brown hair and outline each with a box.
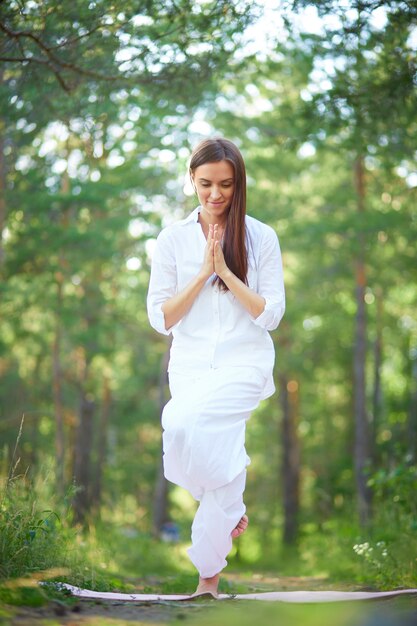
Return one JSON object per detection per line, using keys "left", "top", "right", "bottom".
{"left": 189, "top": 138, "right": 247, "bottom": 292}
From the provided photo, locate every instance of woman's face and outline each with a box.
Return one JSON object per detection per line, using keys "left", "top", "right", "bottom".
{"left": 192, "top": 160, "right": 235, "bottom": 224}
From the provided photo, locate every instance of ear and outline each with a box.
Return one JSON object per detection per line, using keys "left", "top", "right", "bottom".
{"left": 190, "top": 172, "right": 197, "bottom": 194}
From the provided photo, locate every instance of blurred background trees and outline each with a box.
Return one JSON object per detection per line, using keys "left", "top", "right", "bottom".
{"left": 0, "top": 0, "right": 416, "bottom": 582}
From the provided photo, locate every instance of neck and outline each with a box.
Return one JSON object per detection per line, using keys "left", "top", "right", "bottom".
{"left": 198, "top": 209, "right": 227, "bottom": 229}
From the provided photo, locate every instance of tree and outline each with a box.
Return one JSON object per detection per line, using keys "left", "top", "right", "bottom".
{"left": 0, "top": 0, "right": 259, "bottom": 523}
{"left": 287, "top": 0, "right": 417, "bottom": 525}
{"left": 196, "top": 0, "right": 416, "bottom": 541}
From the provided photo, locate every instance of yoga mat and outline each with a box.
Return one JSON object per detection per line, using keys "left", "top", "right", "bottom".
{"left": 59, "top": 584, "right": 417, "bottom": 603}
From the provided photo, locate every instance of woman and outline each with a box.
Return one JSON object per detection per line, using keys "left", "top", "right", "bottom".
{"left": 147, "top": 138, "right": 285, "bottom": 597}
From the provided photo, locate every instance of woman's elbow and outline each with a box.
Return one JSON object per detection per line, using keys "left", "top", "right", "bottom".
{"left": 251, "top": 297, "right": 266, "bottom": 319}
{"left": 269, "top": 304, "right": 285, "bottom": 330}
{"left": 148, "top": 301, "right": 172, "bottom": 336}
{"left": 161, "top": 303, "right": 171, "bottom": 331}
{"left": 258, "top": 302, "right": 285, "bottom": 331}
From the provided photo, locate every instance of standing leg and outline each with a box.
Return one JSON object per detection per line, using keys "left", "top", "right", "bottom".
{"left": 188, "top": 469, "right": 247, "bottom": 585}
{"left": 162, "top": 367, "right": 266, "bottom": 592}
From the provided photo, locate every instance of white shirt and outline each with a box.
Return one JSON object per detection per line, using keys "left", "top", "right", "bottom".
{"left": 147, "top": 206, "right": 285, "bottom": 399}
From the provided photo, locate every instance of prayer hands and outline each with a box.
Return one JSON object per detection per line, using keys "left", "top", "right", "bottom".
{"left": 200, "top": 224, "right": 229, "bottom": 281}
{"left": 200, "top": 224, "right": 215, "bottom": 279}
{"left": 212, "top": 224, "right": 228, "bottom": 279}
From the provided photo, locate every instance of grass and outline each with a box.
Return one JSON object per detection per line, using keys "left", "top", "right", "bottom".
{"left": 0, "top": 421, "right": 416, "bottom": 610}
{"left": 190, "top": 596, "right": 417, "bottom": 626}
{"left": 225, "top": 509, "right": 417, "bottom": 590}
{"left": 1, "top": 474, "right": 416, "bottom": 600}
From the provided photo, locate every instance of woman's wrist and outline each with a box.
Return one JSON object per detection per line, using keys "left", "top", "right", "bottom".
{"left": 197, "top": 269, "right": 213, "bottom": 283}
{"left": 217, "top": 267, "right": 233, "bottom": 283}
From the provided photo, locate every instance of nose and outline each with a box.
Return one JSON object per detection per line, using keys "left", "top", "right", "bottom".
{"left": 209, "top": 186, "right": 222, "bottom": 199}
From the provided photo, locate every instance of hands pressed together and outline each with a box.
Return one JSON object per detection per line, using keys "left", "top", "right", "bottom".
{"left": 161, "top": 221, "right": 266, "bottom": 331}
{"left": 200, "top": 223, "right": 229, "bottom": 281}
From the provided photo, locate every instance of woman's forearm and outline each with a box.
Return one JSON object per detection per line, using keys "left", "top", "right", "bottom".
{"left": 220, "top": 269, "right": 266, "bottom": 319}
{"left": 161, "top": 272, "right": 209, "bottom": 331}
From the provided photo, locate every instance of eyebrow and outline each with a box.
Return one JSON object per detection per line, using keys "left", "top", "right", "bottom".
{"left": 198, "top": 177, "right": 234, "bottom": 183}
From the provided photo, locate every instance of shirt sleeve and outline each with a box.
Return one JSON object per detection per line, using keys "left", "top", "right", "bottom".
{"left": 147, "top": 229, "right": 177, "bottom": 335}
{"left": 252, "top": 226, "right": 285, "bottom": 331}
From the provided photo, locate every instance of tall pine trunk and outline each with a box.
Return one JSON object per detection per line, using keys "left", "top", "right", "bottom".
{"left": 353, "top": 154, "right": 372, "bottom": 526}
{"left": 52, "top": 170, "right": 71, "bottom": 495}
{"left": 372, "top": 287, "right": 383, "bottom": 465}
{"left": 72, "top": 350, "right": 95, "bottom": 525}
{"left": 52, "top": 278, "right": 65, "bottom": 495}
{"left": 408, "top": 341, "right": 417, "bottom": 464}
{"left": 279, "top": 373, "right": 300, "bottom": 544}
{"left": 0, "top": 70, "right": 6, "bottom": 270}
{"left": 92, "top": 375, "right": 111, "bottom": 510}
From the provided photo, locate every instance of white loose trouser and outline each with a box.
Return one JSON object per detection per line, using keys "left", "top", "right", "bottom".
{"left": 161, "top": 366, "right": 266, "bottom": 578}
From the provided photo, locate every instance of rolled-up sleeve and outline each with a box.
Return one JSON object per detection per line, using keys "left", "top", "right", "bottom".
{"left": 252, "top": 226, "right": 285, "bottom": 331}
{"left": 147, "top": 229, "right": 177, "bottom": 335}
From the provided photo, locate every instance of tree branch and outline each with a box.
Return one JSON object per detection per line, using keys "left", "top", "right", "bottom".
{"left": 48, "top": 23, "right": 103, "bottom": 50}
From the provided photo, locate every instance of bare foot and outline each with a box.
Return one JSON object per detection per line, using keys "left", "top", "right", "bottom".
{"left": 231, "top": 514, "right": 249, "bottom": 539}
{"left": 193, "top": 573, "right": 219, "bottom": 598}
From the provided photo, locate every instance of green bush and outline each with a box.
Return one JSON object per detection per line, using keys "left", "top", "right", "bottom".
{"left": 0, "top": 469, "right": 74, "bottom": 580}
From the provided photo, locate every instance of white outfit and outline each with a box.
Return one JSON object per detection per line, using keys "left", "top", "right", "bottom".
{"left": 147, "top": 206, "right": 285, "bottom": 577}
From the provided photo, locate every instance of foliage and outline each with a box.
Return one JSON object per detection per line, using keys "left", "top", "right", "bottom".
{"left": 0, "top": 461, "right": 73, "bottom": 581}
{"left": 0, "top": 0, "right": 255, "bottom": 100}
{"left": 370, "top": 463, "right": 417, "bottom": 524}
{"left": 0, "top": 0, "right": 416, "bottom": 597}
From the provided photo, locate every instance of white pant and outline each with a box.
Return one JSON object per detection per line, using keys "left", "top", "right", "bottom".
{"left": 162, "top": 367, "right": 265, "bottom": 578}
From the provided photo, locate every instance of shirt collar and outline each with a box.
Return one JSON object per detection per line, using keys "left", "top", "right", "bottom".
{"left": 180, "top": 206, "right": 201, "bottom": 225}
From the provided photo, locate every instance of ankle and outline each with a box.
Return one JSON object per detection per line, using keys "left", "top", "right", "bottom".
{"left": 200, "top": 574, "right": 219, "bottom": 582}
{"left": 197, "top": 573, "right": 219, "bottom": 590}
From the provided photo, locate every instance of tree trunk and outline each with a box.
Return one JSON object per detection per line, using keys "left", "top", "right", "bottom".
{"left": 52, "top": 278, "right": 65, "bottom": 495}
{"left": 73, "top": 388, "right": 95, "bottom": 525}
{"left": 372, "top": 286, "right": 383, "bottom": 466}
{"left": 152, "top": 343, "right": 171, "bottom": 536}
{"left": 353, "top": 154, "right": 372, "bottom": 526}
{"left": 92, "top": 374, "right": 111, "bottom": 510}
{"left": 28, "top": 354, "right": 43, "bottom": 469}
{"left": 72, "top": 346, "right": 95, "bottom": 525}
{"left": 0, "top": 68, "right": 6, "bottom": 270}
{"left": 408, "top": 340, "right": 417, "bottom": 465}
{"left": 52, "top": 170, "right": 71, "bottom": 495}
{"left": 279, "top": 373, "right": 300, "bottom": 545}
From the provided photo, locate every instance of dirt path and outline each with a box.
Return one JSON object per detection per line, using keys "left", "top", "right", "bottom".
{"left": 3, "top": 575, "right": 417, "bottom": 626}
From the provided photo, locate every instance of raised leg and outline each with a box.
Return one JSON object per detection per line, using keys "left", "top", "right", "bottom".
{"left": 231, "top": 513, "right": 249, "bottom": 538}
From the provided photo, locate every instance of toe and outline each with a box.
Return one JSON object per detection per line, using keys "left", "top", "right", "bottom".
{"left": 231, "top": 514, "right": 249, "bottom": 538}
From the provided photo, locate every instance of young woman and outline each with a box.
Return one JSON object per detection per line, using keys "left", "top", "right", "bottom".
{"left": 147, "top": 138, "right": 285, "bottom": 598}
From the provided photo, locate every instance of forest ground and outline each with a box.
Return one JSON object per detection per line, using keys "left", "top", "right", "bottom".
{"left": 2, "top": 573, "right": 417, "bottom": 626}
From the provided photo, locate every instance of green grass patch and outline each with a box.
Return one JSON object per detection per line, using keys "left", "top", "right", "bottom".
{"left": 226, "top": 510, "right": 417, "bottom": 590}
{"left": 1, "top": 429, "right": 416, "bottom": 606}
{"left": 190, "top": 597, "right": 417, "bottom": 626}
